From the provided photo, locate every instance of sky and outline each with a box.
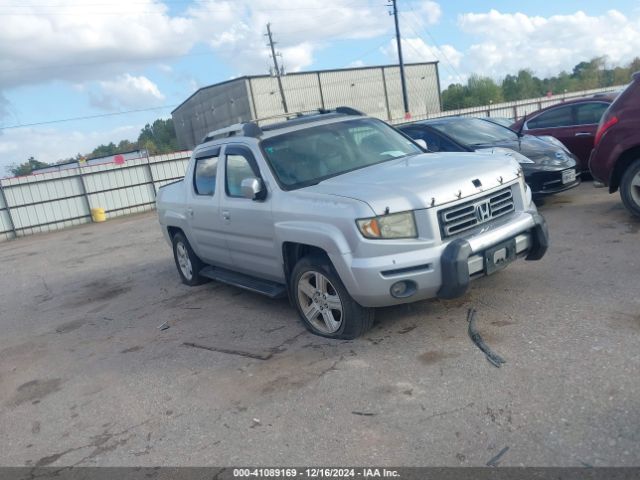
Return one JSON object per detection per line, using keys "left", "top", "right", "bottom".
{"left": 1, "top": 0, "right": 640, "bottom": 173}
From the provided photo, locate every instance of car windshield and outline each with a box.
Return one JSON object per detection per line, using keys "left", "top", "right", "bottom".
{"left": 261, "top": 118, "right": 422, "bottom": 189}
{"left": 429, "top": 118, "right": 519, "bottom": 146}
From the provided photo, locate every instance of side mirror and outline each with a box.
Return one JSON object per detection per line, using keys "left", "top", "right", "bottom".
{"left": 241, "top": 177, "right": 264, "bottom": 200}
{"left": 414, "top": 139, "right": 428, "bottom": 150}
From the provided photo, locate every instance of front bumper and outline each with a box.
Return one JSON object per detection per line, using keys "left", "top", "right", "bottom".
{"left": 437, "top": 212, "right": 548, "bottom": 299}
{"left": 525, "top": 168, "right": 581, "bottom": 196}
{"left": 336, "top": 211, "right": 549, "bottom": 307}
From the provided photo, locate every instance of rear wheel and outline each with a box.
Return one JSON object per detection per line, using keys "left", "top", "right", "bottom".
{"left": 290, "top": 255, "right": 373, "bottom": 339}
{"left": 172, "top": 232, "right": 207, "bottom": 286}
{"left": 620, "top": 159, "right": 640, "bottom": 217}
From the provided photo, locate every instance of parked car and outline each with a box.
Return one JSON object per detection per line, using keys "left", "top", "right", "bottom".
{"left": 398, "top": 117, "right": 580, "bottom": 197}
{"left": 483, "top": 117, "right": 515, "bottom": 128}
{"left": 589, "top": 73, "right": 640, "bottom": 217}
{"left": 510, "top": 93, "right": 617, "bottom": 171}
{"left": 156, "top": 107, "right": 548, "bottom": 339}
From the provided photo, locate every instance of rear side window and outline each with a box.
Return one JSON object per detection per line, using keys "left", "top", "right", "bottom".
{"left": 527, "top": 105, "right": 574, "bottom": 129}
{"left": 574, "top": 102, "right": 609, "bottom": 125}
{"left": 194, "top": 156, "right": 218, "bottom": 196}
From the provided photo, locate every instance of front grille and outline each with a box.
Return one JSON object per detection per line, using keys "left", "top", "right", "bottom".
{"left": 438, "top": 187, "right": 515, "bottom": 238}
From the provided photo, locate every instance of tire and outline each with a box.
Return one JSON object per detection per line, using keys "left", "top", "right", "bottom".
{"left": 172, "top": 232, "right": 207, "bottom": 286}
{"left": 290, "top": 254, "right": 374, "bottom": 339}
{"left": 620, "top": 159, "right": 640, "bottom": 217}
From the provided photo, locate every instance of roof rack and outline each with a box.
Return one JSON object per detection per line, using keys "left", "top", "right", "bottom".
{"left": 201, "top": 122, "right": 262, "bottom": 143}
{"left": 200, "top": 106, "right": 365, "bottom": 143}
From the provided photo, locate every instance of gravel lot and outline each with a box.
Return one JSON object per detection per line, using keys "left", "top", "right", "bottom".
{"left": 0, "top": 182, "right": 638, "bottom": 467}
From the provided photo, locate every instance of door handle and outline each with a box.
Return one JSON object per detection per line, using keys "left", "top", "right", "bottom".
{"left": 186, "top": 207, "right": 194, "bottom": 217}
{"left": 222, "top": 210, "right": 230, "bottom": 220}
{"left": 575, "top": 132, "right": 593, "bottom": 137}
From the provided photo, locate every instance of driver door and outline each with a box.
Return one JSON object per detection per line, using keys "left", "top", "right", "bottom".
{"left": 219, "top": 145, "right": 281, "bottom": 282}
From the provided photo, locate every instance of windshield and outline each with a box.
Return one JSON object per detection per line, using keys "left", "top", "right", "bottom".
{"left": 261, "top": 118, "right": 422, "bottom": 189}
{"left": 429, "top": 118, "right": 519, "bottom": 146}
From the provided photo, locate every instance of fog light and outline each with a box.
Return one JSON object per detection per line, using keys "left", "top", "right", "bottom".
{"left": 390, "top": 280, "right": 417, "bottom": 298}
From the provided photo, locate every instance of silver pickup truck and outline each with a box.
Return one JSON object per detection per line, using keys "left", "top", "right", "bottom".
{"left": 157, "top": 107, "right": 548, "bottom": 339}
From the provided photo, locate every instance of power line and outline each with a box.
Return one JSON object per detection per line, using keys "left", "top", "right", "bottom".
{"left": 404, "top": 1, "right": 465, "bottom": 83}
{"left": 0, "top": 105, "right": 177, "bottom": 130}
{"left": 398, "top": 11, "right": 457, "bottom": 81}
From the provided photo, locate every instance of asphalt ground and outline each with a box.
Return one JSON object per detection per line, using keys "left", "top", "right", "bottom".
{"left": 0, "top": 182, "right": 638, "bottom": 467}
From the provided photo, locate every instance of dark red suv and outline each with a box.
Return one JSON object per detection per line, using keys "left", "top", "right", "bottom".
{"left": 589, "top": 72, "right": 640, "bottom": 217}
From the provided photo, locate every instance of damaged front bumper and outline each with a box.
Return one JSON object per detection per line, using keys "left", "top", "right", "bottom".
{"left": 437, "top": 212, "right": 549, "bottom": 299}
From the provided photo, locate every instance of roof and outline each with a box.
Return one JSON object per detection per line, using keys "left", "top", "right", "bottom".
{"left": 197, "top": 107, "right": 367, "bottom": 146}
{"left": 171, "top": 61, "right": 439, "bottom": 114}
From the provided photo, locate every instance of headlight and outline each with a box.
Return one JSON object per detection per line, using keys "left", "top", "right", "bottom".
{"left": 357, "top": 211, "right": 417, "bottom": 239}
{"left": 554, "top": 150, "right": 569, "bottom": 161}
{"left": 525, "top": 182, "right": 533, "bottom": 207}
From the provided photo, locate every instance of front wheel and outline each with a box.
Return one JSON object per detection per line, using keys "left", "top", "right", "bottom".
{"left": 290, "top": 255, "right": 373, "bottom": 339}
{"left": 620, "top": 159, "right": 640, "bottom": 217}
{"left": 172, "top": 232, "right": 207, "bottom": 286}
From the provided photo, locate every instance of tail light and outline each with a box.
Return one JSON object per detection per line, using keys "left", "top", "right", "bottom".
{"left": 594, "top": 115, "right": 618, "bottom": 147}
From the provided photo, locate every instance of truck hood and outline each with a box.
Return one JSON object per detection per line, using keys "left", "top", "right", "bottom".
{"left": 304, "top": 152, "right": 522, "bottom": 214}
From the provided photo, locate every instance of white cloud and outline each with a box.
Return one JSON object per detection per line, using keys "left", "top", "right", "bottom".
{"left": 0, "top": 0, "right": 195, "bottom": 90}
{"left": 0, "top": 0, "right": 439, "bottom": 121}
{"left": 0, "top": 124, "right": 143, "bottom": 173}
{"left": 381, "top": 37, "right": 463, "bottom": 70}
{"left": 0, "top": 0, "right": 410, "bottom": 92}
{"left": 414, "top": 0, "right": 442, "bottom": 26}
{"left": 458, "top": 9, "right": 640, "bottom": 78}
{"left": 89, "top": 74, "right": 165, "bottom": 110}
{"left": 195, "top": 0, "right": 394, "bottom": 73}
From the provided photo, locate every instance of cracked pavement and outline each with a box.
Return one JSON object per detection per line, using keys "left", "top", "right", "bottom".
{"left": 0, "top": 183, "right": 639, "bottom": 466}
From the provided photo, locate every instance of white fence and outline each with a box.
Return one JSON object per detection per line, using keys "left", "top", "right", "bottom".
{"left": 388, "top": 85, "right": 621, "bottom": 125}
{"left": 0, "top": 152, "right": 191, "bottom": 241}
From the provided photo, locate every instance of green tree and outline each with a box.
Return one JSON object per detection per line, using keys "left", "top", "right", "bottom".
{"left": 441, "top": 83, "right": 467, "bottom": 110}
{"left": 8, "top": 156, "right": 50, "bottom": 176}
{"left": 137, "top": 118, "right": 178, "bottom": 154}
{"left": 89, "top": 142, "right": 118, "bottom": 159}
{"left": 441, "top": 76, "right": 502, "bottom": 110}
{"left": 502, "top": 70, "right": 543, "bottom": 101}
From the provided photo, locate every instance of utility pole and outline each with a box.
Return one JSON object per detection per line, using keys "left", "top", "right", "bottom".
{"left": 389, "top": 0, "right": 410, "bottom": 119}
{"left": 265, "top": 23, "right": 288, "bottom": 113}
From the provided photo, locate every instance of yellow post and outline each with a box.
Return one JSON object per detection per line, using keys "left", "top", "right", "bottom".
{"left": 90, "top": 208, "right": 106, "bottom": 222}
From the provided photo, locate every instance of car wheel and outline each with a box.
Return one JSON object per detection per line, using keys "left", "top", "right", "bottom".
{"left": 620, "top": 159, "right": 640, "bottom": 217}
{"left": 290, "top": 255, "right": 374, "bottom": 339}
{"left": 172, "top": 232, "right": 207, "bottom": 286}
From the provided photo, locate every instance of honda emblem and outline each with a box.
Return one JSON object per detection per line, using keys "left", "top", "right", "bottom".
{"left": 475, "top": 201, "right": 492, "bottom": 222}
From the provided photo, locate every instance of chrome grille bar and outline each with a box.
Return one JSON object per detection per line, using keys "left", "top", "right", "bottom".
{"left": 439, "top": 187, "right": 515, "bottom": 238}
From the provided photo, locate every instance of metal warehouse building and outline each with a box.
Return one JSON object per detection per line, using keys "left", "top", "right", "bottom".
{"left": 172, "top": 62, "right": 441, "bottom": 150}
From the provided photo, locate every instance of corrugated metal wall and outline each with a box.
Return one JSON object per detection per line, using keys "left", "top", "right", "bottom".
{"left": 172, "top": 79, "right": 253, "bottom": 149}
{"left": 0, "top": 151, "right": 191, "bottom": 242}
{"left": 173, "top": 63, "right": 442, "bottom": 149}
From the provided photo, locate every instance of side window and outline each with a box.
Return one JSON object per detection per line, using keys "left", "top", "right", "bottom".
{"left": 226, "top": 153, "right": 257, "bottom": 197}
{"left": 527, "top": 105, "right": 574, "bottom": 129}
{"left": 193, "top": 156, "right": 218, "bottom": 196}
{"left": 574, "top": 102, "right": 609, "bottom": 125}
{"left": 404, "top": 128, "right": 457, "bottom": 152}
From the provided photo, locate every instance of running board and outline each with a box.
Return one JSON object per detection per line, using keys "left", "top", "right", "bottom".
{"left": 199, "top": 266, "right": 287, "bottom": 299}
